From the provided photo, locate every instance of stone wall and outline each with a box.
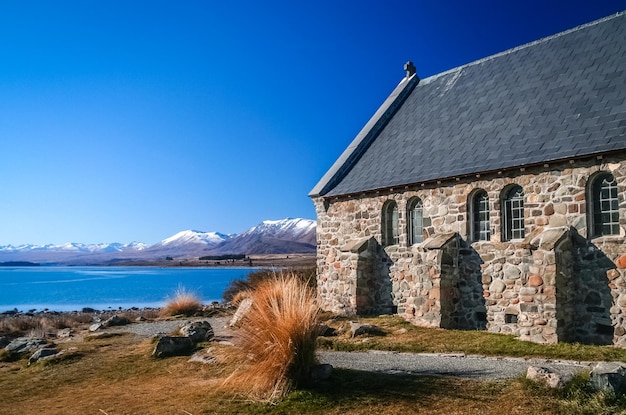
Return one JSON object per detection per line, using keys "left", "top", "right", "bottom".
{"left": 313, "top": 154, "right": 626, "bottom": 345}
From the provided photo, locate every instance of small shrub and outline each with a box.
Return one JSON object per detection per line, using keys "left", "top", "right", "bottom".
{"left": 0, "top": 315, "right": 37, "bottom": 336}
{"left": 161, "top": 286, "right": 202, "bottom": 317}
{"left": 223, "top": 274, "right": 320, "bottom": 402}
{"left": 0, "top": 312, "right": 99, "bottom": 338}
{"left": 222, "top": 267, "right": 316, "bottom": 303}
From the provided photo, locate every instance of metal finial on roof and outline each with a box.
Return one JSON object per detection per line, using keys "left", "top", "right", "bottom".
{"left": 404, "top": 61, "right": 416, "bottom": 78}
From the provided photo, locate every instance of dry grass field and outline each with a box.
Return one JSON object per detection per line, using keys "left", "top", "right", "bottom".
{"left": 2, "top": 311, "right": 626, "bottom": 414}
{"left": 0, "top": 332, "right": 560, "bottom": 415}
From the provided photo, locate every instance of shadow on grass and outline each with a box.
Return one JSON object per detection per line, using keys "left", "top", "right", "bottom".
{"left": 264, "top": 368, "right": 497, "bottom": 413}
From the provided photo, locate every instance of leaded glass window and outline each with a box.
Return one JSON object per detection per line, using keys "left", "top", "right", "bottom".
{"left": 503, "top": 185, "right": 524, "bottom": 241}
{"left": 472, "top": 190, "right": 490, "bottom": 242}
{"left": 591, "top": 173, "right": 620, "bottom": 237}
{"left": 382, "top": 200, "right": 399, "bottom": 246}
{"left": 407, "top": 197, "right": 423, "bottom": 245}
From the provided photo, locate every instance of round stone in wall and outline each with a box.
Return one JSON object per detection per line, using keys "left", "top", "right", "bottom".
{"left": 528, "top": 275, "right": 544, "bottom": 287}
{"left": 503, "top": 265, "right": 521, "bottom": 280}
{"left": 489, "top": 279, "right": 506, "bottom": 293}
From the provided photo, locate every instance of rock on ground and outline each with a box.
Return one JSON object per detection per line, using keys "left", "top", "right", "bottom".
{"left": 526, "top": 366, "right": 573, "bottom": 388}
{"left": 180, "top": 321, "right": 214, "bottom": 342}
{"left": 590, "top": 362, "right": 626, "bottom": 396}
{"left": 104, "top": 315, "right": 131, "bottom": 327}
{"left": 310, "top": 364, "right": 333, "bottom": 381}
{"left": 0, "top": 336, "right": 10, "bottom": 349}
{"left": 188, "top": 348, "right": 218, "bottom": 364}
{"left": 28, "top": 348, "right": 59, "bottom": 365}
{"left": 5, "top": 338, "right": 48, "bottom": 354}
{"left": 350, "top": 322, "right": 385, "bottom": 337}
{"left": 152, "top": 336, "right": 195, "bottom": 358}
{"left": 229, "top": 298, "right": 252, "bottom": 327}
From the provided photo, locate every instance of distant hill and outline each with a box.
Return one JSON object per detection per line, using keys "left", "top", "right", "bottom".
{"left": 0, "top": 218, "right": 316, "bottom": 265}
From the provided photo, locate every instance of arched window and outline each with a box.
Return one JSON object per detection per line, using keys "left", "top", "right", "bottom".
{"left": 502, "top": 185, "right": 524, "bottom": 241}
{"left": 588, "top": 172, "right": 620, "bottom": 237}
{"left": 382, "top": 200, "right": 399, "bottom": 246}
{"left": 470, "top": 190, "right": 490, "bottom": 242}
{"left": 407, "top": 197, "right": 423, "bottom": 245}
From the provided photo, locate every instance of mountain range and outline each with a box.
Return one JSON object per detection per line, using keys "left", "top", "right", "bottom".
{"left": 0, "top": 218, "right": 316, "bottom": 265}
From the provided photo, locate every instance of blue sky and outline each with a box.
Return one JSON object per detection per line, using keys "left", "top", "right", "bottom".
{"left": 1, "top": 1, "right": 625, "bottom": 246}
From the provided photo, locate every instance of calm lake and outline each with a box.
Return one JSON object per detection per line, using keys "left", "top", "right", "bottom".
{"left": 0, "top": 266, "right": 257, "bottom": 312}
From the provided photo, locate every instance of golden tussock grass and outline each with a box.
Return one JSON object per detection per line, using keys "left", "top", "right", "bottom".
{"left": 223, "top": 274, "right": 320, "bottom": 402}
{"left": 161, "top": 286, "right": 203, "bottom": 317}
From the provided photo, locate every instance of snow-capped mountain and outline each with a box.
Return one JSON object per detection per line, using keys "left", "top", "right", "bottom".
{"left": 0, "top": 242, "right": 148, "bottom": 255}
{"left": 208, "top": 218, "right": 316, "bottom": 255}
{"left": 0, "top": 241, "right": 148, "bottom": 253}
{"left": 153, "top": 230, "right": 230, "bottom": 248}
{"left": 139, "top": 230, "right": 232, "bottom": 258}
{"left": 0, "top": 218, "right": 316, "bottom": 264}
{"left": 239, "top": 218, "right": 316, "bottom": 244}
{"left": 0, "top": 241, "right": 149, "bottom": 265}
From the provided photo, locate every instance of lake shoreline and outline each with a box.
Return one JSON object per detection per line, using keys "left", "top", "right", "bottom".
{"left": 0, "top": 266, "right": 259, "bottom": 314}
{"left": 103, "top": 253, "right": 316, "bottom": 268}
{"left": 2, "top": 253, "right": 316, "bottom": 269}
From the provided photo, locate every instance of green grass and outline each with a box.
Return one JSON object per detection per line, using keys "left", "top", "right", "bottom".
{"left": 519, "top": 371, "right": 626, "bottom": 415}
{"left": 317, "top": 315, "right": 626, "bottom": 362}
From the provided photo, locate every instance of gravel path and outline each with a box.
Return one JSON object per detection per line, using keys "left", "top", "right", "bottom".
{"left": 110, "top": 319, "right": 594, "bottom": 381}
{"left": 318, "top": 350, "right": 594, "bottom": 381}
{"left": 109, "top": 316, "right": 232, "bottom": 338}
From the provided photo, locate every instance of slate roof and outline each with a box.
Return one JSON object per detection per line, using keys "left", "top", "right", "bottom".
{"left": 311, "top": 11, "right": 626, "bottom": 198}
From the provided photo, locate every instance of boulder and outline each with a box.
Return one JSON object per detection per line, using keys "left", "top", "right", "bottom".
{"left": 188, "top": 348, "right": 218, "bottom": 364}
{"left": 180, "top": 321, "right": 214, "bottom": 342}
{"left": 57, "top": 328, "right": 72, "bottom": 338}
{"left": 89, "top": 323, "right": 104, "bottom": 332}
{"left": 310, "top": 364, "right": 333, "bottom": 381}
{"left": 318, "top": 324, "right": 337, "bottom": 337}
{"left": 229, "top": 298, "right": 253, "bottom": 327}
{"left": 0, "top": 336, "right": 10, "bottom": 349}
{"left": 350, "top": 322, "right": 385, "bottom": 337}
{"left": 5, "top": 337, "right": 48, "bottom": 354}
{"left": 104, "top": 315, "right": 130, "bottom": 327}
{"left": 152, "top": 336, "right": 195, "bottom": 358}
{"left": 526, "top": 366, "right": 572, "bottom": 389}
{"left": 590, "top": 362, "right": 626, "bottom": 396}
{"left": 28, "top": 348, "right": 59, "bottom": 365}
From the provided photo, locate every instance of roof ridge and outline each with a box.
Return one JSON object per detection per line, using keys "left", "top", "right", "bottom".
{"left": 309, "top": 74, "right": 420, "bottom": 197}
{"left": 421, "top": 10, "right": 625, "bottom": 85}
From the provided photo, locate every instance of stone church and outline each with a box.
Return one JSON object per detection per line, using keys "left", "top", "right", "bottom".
{"left": 309, "top": 12, "right": 626, "bottom": 346}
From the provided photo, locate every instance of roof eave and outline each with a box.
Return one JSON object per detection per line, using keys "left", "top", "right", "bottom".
{"left": 321, "top": 148, "right": 626, "bottom": 199}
